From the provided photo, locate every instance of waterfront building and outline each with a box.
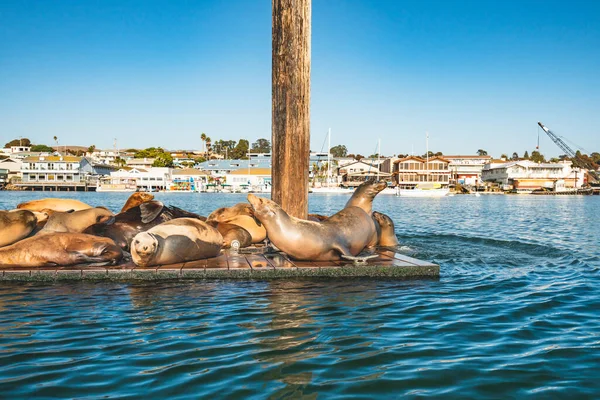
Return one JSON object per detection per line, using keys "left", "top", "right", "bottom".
{"left": 379, "top": 157, "right": 399, "bottom": 174}
{"left": 337, "top": 160, "right": 393, "bottom": 187}
{"left": 103, "top": 167, "right": 172, "bottom": 192}
{"left": 482, "top": 160, "right": 585, "bottom": 192}
{"left": 393, "top": 156, "right": 450, "bottom": 188}
{"left": 170, "top": 168, "right": 210, "bottom": 191}
{"left": 444, "top": 155, "right": 493, "bottom": 186}
{"left": 225, "top": 168, "right": 272, "bottom": 190}
{"left": 1, "top": 146, "right": 32, "bottom": 155}
{"left": 0, "top": 168, "right": 8, "bottom": 188}
{"left": 0, "top": 158, "right": 23, "bottom": 183}
{"left": 196, "top": 157, "right": 272, "bottom": 178}
{"left": 18, "top": 155, "right": 115, "bottom": 191}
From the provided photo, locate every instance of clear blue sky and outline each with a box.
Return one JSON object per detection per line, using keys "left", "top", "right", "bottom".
{"left": 1, "top": 0, "right": 599, "bottom": 157}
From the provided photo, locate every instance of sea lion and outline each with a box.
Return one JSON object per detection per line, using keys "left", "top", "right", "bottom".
{"left": 0, "top": 233, "right": 123, "bottom": 267}
{"left": 17, "top": 198, "right": 92, "bottom": 212}
{"left": 207, "top": 203, "right": 266, "bottom": 243}
{"left": 208, "top": 221, "right": 252, "bottom": 249}
{"left": 0, "top": 210, "right": 38, "bottom": 247}
{"left": 372, "top": 211, "right": 400, "bottom": 247}
{"left": 247, "top": 194, "right": 377, "bottom": 261}
{"left": 131, "top": 218, "right": 222, "bottom": 267}
{"left": 307, "top": 213, "right": 328, "bottom": 222}
{"left": 84, "top": 200, "right": 206, "bottom": 251}
{"left": 41, "top": 207, "right": 114, "bottom": 233}
{"left": 344, "top": 180, "right": 388, "bottom": 215}
{"left": 121, "top": 192, "right": 154, "bottom": 213}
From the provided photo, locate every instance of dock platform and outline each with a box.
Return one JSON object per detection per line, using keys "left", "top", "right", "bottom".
{"left": 0, "top": 247, "right": 439, "bottom": 282}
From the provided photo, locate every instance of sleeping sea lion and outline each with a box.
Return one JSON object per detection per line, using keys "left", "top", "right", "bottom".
{"left": 121, "top": 192, "right": 154, "bottom": 213}
{"left": 17, "top": 198, "right": 92, "bottom": 212}
{"left": 247, "top": 194, "right": 377, "bottom": 261}
{"left": 207, "top": 203, "right": 266, "bottom": 243}
{"left": 84, "top": 200, "right": 206, "bottom": 251}
{"left": 344, "top": 180, "right": 388, "bottom": 215}
{"left": 0, "top": 233, "right": 123, "bottom": 267}
{"left": 372, "top": 211, "right": 400, "bottom": 247}
{"left": 307, "top": 213, "right": 328, "bottom": 222}
{"left": 131, "top": 218, "right": 222, "bottom": 267}
{"left": 0, "top": 210, "right": 38, "bottom": 247}
{"left": 41, "top": 207, "right": 114, "bottom": 233}
{"left": 208, "top": 221, "right": 253, "bottom": 249}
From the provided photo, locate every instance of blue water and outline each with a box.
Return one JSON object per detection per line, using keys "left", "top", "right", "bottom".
{"left": 1, "top": 192, "right": 599, "bottom": 398}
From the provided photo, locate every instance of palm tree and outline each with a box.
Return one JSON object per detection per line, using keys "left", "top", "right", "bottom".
{"left": 205, "top": 137, "right": 212, "bottom": 156}
{"left": 200, "top": 132, "right": 207, "bottom": 154}
{"left": 53, "top": 136, "right": 59, "bottom": 154}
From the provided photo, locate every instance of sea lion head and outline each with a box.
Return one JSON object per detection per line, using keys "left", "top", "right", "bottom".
{"left": 372, "top": 211, "right": 393, "bottom": 228}
{"left": 9, "top": 209, "right": 38, "bottom": 230}
{"left": 355, "top": 180, "right": 388, "bottom": 200}
{"left": 131, "top": 232, "right": 159, "bottom": 267}
{"left": 247, "top": 194, "right": 281, "bottom": 222}
{"left": 207, "top": 203, "right": 254, "bottom": 223}
{"left": 92, "top": 207, "right": 115, "bottom": 225}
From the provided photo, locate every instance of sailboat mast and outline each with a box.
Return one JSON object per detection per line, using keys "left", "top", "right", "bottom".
{"left": 327, "top": 128, "right": 331, "bottom": 186}
{"left": 377, "top": 138, "right": 380, "bottom": 180}
{"left": 426, "top": 131, "right": 429, "bottom": 182}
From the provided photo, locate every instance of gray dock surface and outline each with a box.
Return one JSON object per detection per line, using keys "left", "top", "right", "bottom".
{"left": 0, "top": 248, "right": 439, "bottom": 282}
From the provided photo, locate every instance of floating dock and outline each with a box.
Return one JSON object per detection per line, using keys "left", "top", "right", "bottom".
{"left": 0, "top": 247, "right": 439, "bottom": 282}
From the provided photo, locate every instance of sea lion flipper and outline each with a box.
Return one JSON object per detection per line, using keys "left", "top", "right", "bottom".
{"left": 140, "top": 201, "right": 164, "bottom": 224}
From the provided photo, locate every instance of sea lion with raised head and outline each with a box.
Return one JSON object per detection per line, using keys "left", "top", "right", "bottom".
{"left": 344, "top": 180, "right": 388, "bottom": 215}
{"left": 41, "top": 207, "right": 114, "bottom": 233}
{"left": 208, "top": 221, "right": 252, "bottom": 249}
{"left": 131, "top": 218, "right": 222, "bottom": 267}
{"left": 0, "top": 210, "right": 38, "bottom": 247}
{"left": 121, "top": 192, "right": 154, "bottom": 213}
{"left": 207, "top": 203, "right": 266, "bottom": 243}
{"left": 247, "top": 194, "right": 377, "bottom": 261}
{"left": 85, "top": 200, "right": 206, "bottom": 251}
{"left": 17, "top": 198, "right": 92, "bottom": 212}
{"left": 0, "top": 233, "right": 123, "bottom": 267}
{"left": 372, "top": 211, "right": 400, "bottom": 247}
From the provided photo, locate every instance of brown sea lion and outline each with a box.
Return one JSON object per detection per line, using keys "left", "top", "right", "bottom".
{"left": 84, "top": 201, "right": 206, "bottom": 251}
{"left": 207, "top": 203, "right": 266, "bottom": 243}
{"left": 208, "top": 221, "right": 252, "bottom": 249}
{"left": 344, "top": 180, "right": 388, "bottom": 215}
{"left": 372, "top": 211, "right": 400, "bottom": 247}
{"left": 121, "top": 192, "right": 154, "bottom": 213}
{"left": 0, "top": 233, "right": 123, "bottom": 267}
{"left": 247, "top": 194, "right": 377, "bottom": 261}
{"left": 17, "top": 198, "right": 92, "bottom": 212}
{"left": 41, "top": 207, "right": 114, "bottom": 233}
{"left": 0, "top": 210, "right": 38, "bottom": 247}
{"left": 307, "top": 213, "right": 328, "bottom": 222}
{"left": 131, "top": 218, "right": 222, "bottom": 267}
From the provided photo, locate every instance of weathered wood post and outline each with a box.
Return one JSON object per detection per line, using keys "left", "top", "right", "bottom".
{"left": 272, "top": 0, "right": 311, "bottom": 219}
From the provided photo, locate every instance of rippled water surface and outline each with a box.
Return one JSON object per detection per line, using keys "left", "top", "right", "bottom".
{"left": 1, "top": 192, "right": 599, "bottom": 398}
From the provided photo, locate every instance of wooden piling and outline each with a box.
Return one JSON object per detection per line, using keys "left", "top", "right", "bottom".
{"left": 271, "top": 0, "right": 311, "bottom": 219}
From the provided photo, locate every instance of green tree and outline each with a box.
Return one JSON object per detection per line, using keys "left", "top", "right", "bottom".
{"left": 4, "top": 138, "right": 31, "bottom": 148}
{"left": 523, "top": 150, "right": 530, "bottom": 160}
{"left": 500, "top": 154, "right": 508, "bottom": 159}
{"left": 135, "top": 147, "right": 165, "bottom": 158}
{"left": 530, "top": 151, "right": 545, "bottom": 163}
{"left": 250, "top": 138, "right": 271, "bottom": 153}
{"left": 201, "top": 132, "right": 207, "bottom": 153}
{"left": 205, "top": 137, "right": 212, "bottom": 155}
{"left": 231, "top": 139, "right": 250, "bottom": 159}
{"left": 354, "top": 154, "right": 364, "bottom": 161}
{"left": 511, "top": 152, "right": 519, "bottom": 160}
{"left": 194, "top": 156, "right": 207, "bottom": 164}
{"left": 31, "top": 144, "right": 55, "bottom": 152}
{"left": 477, "top": 149, "right": 488, "bottom": 156}
{"left": 87, "top": 145, "right": 96, "bottom": 154}
{"left": 591, "top": 152, "right": 600, "bottom": 164}
{"left": 330, "top": 144, "right": 348, "bottom": 158}
{"left": 213, "top": 140, "right": 236, "bottom": 157}
{"left": 152, "top": 153, "right": 174, "bottom": 167}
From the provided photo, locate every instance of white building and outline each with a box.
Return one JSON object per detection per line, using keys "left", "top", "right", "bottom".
{"left": 445, "top": 155, "right": 493, "bottom": 186}
{"left": 87, "top": 149, "right": 128, "bottom": 165}
{"left": 1, "top": 146, "right": 32, "bottom": 155}
{"left": 103, "top": 167, "right": 172, "bottom": 191}
{"left": 482, "top": 160, "right": 585, "bottom": 192}
{"left": 126, "top": 158, "right": 156, "bottom": 169}
{"left": 225, "top": 168, "right": 271, "bottom": 190}
{"left": 0, "top": 158, "right": 22, "bottom": 182}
